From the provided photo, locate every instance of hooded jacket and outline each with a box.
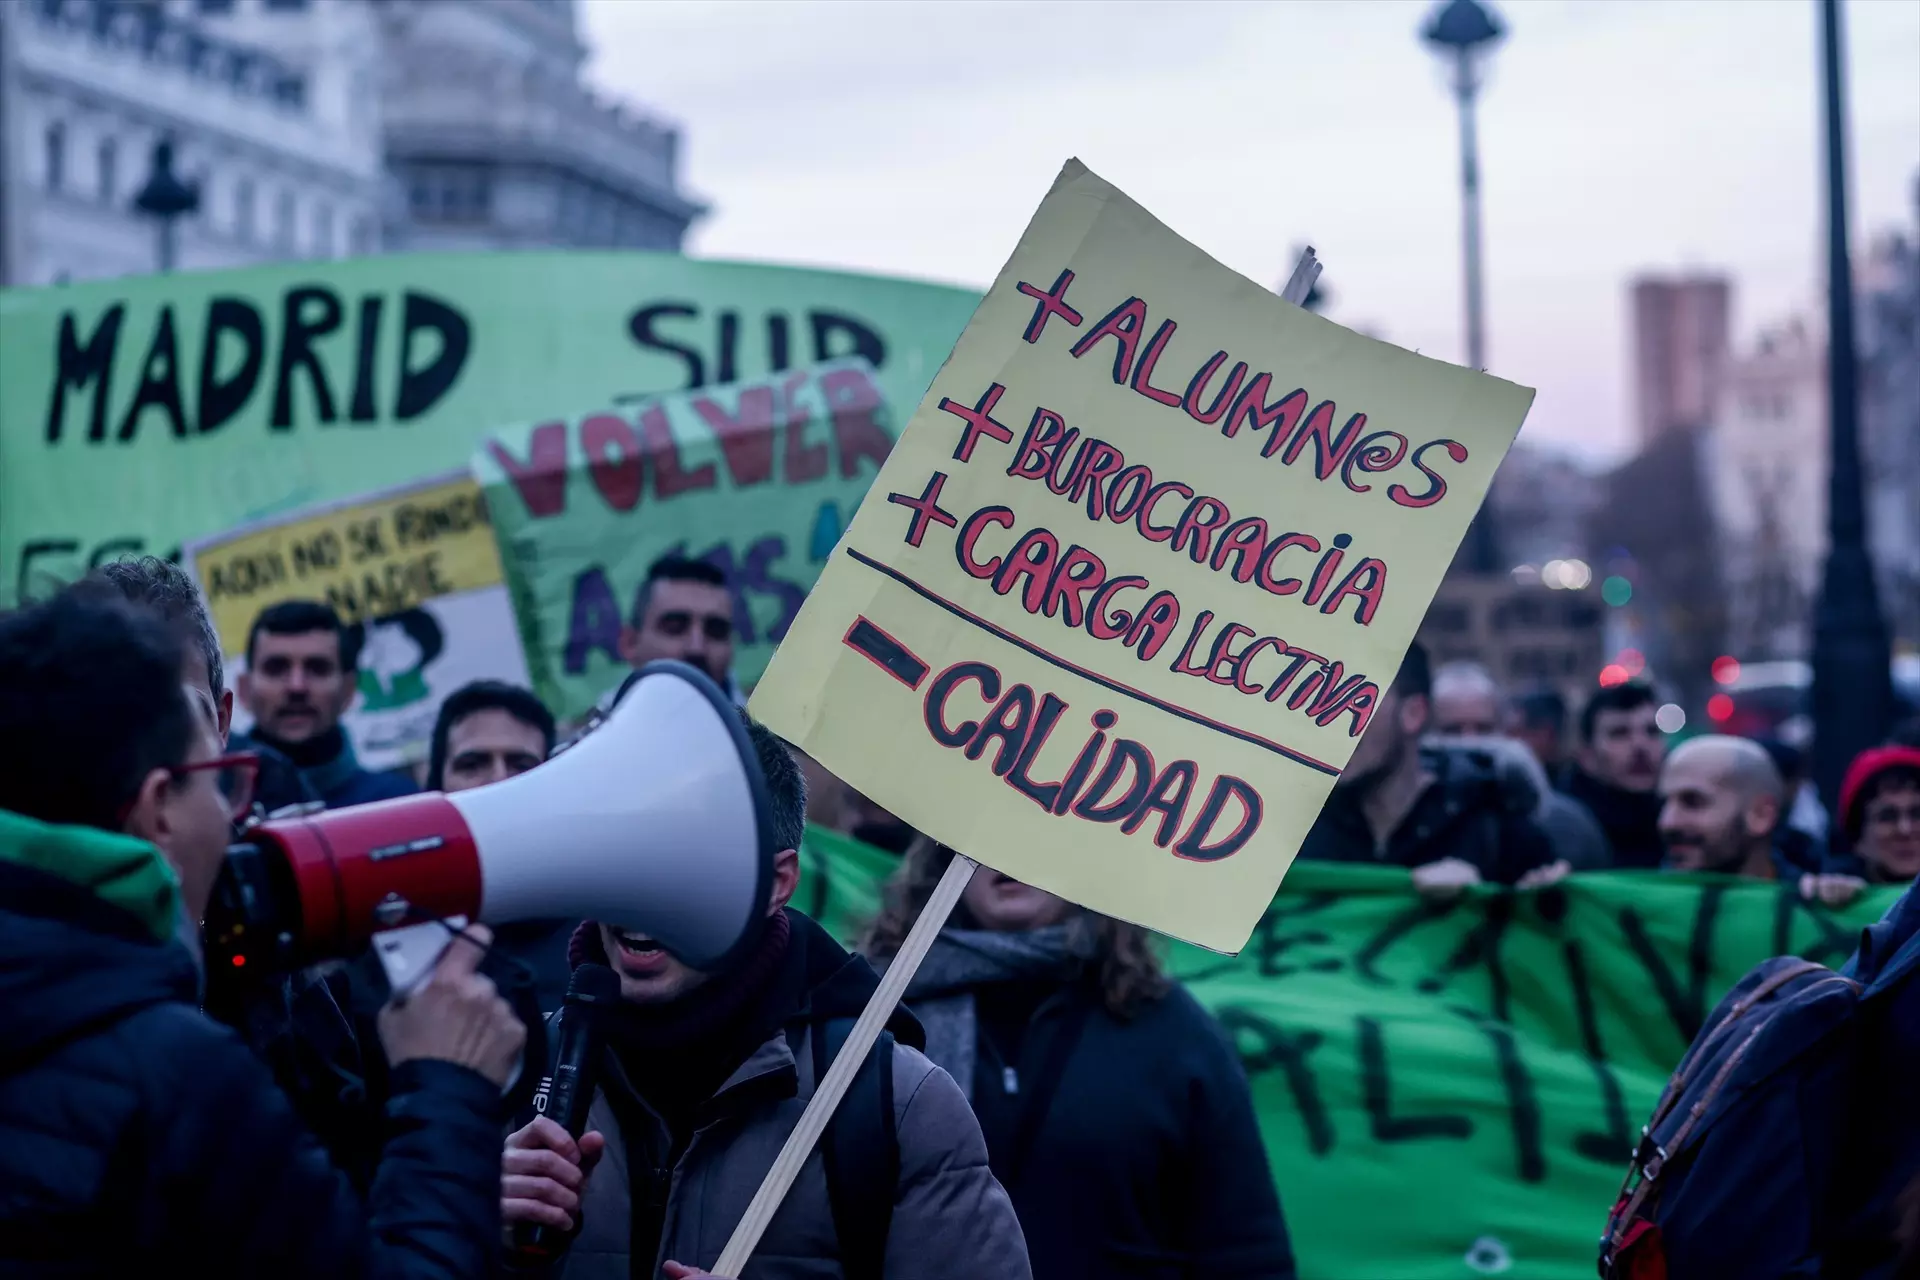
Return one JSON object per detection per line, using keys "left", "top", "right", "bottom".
{"left": 517, "top": 909, "right": 1030, "bottom": 1280}
{"left": 0, "top": 808, "right": 504, "bottom": 1277}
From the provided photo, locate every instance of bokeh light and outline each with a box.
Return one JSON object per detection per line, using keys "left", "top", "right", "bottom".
{"left": 1601, "top": 575, "right": 1633, "bottom": 607}
{"left": 1711, "top": 655, "right": 1741, "bottom": 686}
{"left": 1619, "top": 648, "right": 1646, "bottom": 676}
{"left": 1707, "top": 693, "right": 1735, "bottom": 722}
{"left": 1655, "top": 703, "right": 1686, "bottom": 733}
{"left": 1599, "top": 664, "right": 1630, "bottom": 688}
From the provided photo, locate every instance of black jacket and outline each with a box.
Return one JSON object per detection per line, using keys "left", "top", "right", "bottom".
{"left": 1563, "top": 768, "right": 1665, "bottom": 869}
{"left": 0, "top": 857, "right": 505, "bottom": 1277}
{"left": 1298, "top": 746, "right": 1555, "bottom": 885}
{"left": 963, "top": 978, "right": 1295, "bottom": 1280}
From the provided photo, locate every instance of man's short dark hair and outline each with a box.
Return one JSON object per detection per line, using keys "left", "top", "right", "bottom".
{"left": 246, "top": 599, "right": 358, "bottom": 669}
{"left": 742, "top": 712, "right": 807, "bottom": 852}
{"left": 426, "top": 681, "right": 557, "bottom": 790}
{"left": 1392, "top": 641, "right": 1431, "bottom": 701}
{"left": 82, "top": 556, "right": 224, "bottom": 699}
{"left": 0, "top": 590, "right": 195, "bottom": 830}
{"left": 1580, "top": 681, "right": 1658, "bottom": 743}
{"left": 630, "top": 555, "right": 729, "bottom": 628}
{"left": 1516, "top": 688, "right": 1567, "bottom": 731}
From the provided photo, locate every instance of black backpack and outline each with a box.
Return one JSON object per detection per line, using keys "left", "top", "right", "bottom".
{"left": 1599, "top": 956, "right": 1864, "bottom": 1279}
{"left": 787, "top": 1015, "right": 899, "bottom": 1280}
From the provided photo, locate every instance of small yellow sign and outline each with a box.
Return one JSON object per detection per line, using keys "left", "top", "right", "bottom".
{"left": 191, "top": 474, "right": 504, "bottom": 653}
{"left": 751, "top": 161, "right": 1535, "bottom": 953}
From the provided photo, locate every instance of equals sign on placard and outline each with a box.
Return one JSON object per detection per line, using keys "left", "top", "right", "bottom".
{"left": 841, "top": 616, "right": 929, "bottom": 690}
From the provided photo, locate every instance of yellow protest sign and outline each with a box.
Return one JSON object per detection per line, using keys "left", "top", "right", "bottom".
{"left": 750, "top": 160, "right": 1533, "bottom": 952}
{"left": 184, "top": 473, "right": 528, "bottom": 771}
{"left": 191, "top": 474, "right": 502, "bottom": 649}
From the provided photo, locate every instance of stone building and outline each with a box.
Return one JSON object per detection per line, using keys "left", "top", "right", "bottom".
{"left": 0, "top": 0, "right": 703, "bottom": 286}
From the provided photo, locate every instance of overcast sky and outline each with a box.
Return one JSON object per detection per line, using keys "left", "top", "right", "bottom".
{"left": 581, "top": 0, "right": 1920, "bottom": 465}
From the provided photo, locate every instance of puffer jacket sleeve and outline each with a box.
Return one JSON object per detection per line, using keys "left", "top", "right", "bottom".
{"left": 883, "top": 1050, "right": 1032, "bottom": 1280}
{"left": 1177, "top": 995, "right": 1298, "bottom": 1279}
{"left": 145, "top": 1008, "right": 504, "bottom": 1278}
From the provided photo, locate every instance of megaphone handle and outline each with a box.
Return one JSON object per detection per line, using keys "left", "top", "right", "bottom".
{"left": 710, "top": 854, "right": 979, "bottom": 1279}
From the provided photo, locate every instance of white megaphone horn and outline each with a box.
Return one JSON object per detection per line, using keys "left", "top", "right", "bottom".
{"left": 205, "top": 661, "right": 777, "bottom": 992}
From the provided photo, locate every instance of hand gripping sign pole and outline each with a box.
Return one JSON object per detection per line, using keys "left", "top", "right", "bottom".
{"left": 709, "top": 244, "right": 1332, "bottom": 1278}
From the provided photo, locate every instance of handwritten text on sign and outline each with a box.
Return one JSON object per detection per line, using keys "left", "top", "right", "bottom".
{"left": 477, "top": 359, "right": 893, "bottom": 718}
{"left": 752, "top": 161, "right": 1534, "bottom": 951}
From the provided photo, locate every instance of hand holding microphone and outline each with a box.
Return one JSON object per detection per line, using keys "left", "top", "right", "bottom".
{"left": 503, "top": 963, "right": 621, "bottom": 1254}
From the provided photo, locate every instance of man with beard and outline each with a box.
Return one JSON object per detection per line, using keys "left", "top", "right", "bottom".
{"left": 1565, "top": 682, "right": 1667, "bottom": 868}
{"left": 1299, "top": 642, "right": 1564, "bottom": 896}
{"left": 618, "top": 556, "right": 737, "bottom": 687}
{"left": 236, "top": 601, "right": 416, "bottom": 810}
{"left": 1655, "top": 736, "right": 1865, "bottom": 911}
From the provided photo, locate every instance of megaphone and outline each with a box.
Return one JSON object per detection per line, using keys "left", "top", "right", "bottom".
{"left": 205, "top": 661, "right": 777, "bottom": 992}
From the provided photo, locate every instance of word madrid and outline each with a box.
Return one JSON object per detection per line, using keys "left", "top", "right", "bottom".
{"left": 1010, "top": 269, "right": 1471, "bottom": 511}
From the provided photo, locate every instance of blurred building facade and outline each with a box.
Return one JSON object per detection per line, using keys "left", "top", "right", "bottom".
{"left": 375, "top": 0, "right": 704, "bottom": 254}
{"left": 1484, "top": 441, "right": 1602, "bottom": 571}
{"left": 0, "top": 0, "right": 382, "bottom": 284}
{"left": 1859, "top": 182, "right": 1920, "bottom": 651}
{"left": 0, "top": 0, "right": 703, "bottom": 287}
{"left": 1631, "top": 274, "right": 1731, "bottom": 446}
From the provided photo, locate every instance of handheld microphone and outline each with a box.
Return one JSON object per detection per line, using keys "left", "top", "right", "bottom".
{"left": 511, "top": 962, "right": 623, "bottom": 1260}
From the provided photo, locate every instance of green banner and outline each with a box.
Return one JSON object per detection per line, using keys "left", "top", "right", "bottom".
{"left": 476, "top": 358, "right": 894, "bottom": 718}
{"left": 0, "top": 254, "right": 978, "bottom": 603}
{"left": 796, "top": 826, "right": 1898, "bottom": 1279}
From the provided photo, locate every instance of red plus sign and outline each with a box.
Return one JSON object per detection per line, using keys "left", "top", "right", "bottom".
{"left": 936, "top": 382, "right": 1015, "bottom": 463}
{"left": 887, "top": 471, "right": 960, "bottom": 548}
{"left": 1017, "top": 268, "right": 1084, "bottom": 343}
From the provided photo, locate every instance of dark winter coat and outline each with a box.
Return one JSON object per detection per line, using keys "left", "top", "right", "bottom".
{"left": 1829, "top": 882, "right": 1920, "bottom": 1277}
{"left": 515, "top": 911, "right": 1030, "bottom": 1280}
{"left": 1563, "top": 767, "right": 1665, "bottom": 869}
{"left": 913, "top": 976, "right": 1295, "bottom": 1280}
{"left": 0, "top": 810, "right": 504, "bottom": 1278}
{"left": 1298, "top": 746, "right": 1555, "bottom": 885}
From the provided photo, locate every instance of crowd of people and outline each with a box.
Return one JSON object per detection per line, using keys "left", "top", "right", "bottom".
{"left": 3, "top": 548, "right": 1918, "bottom": 1276}
{"left": 1298, "top": 640, "right": 1920, "bottom": 906}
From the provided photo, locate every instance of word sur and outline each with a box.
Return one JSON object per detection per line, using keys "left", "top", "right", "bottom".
{"left": 1010, "top": 269, "right": 1469, "bottom": 510}
{"left": 923, "top": 660, "right": 1262, "bottom": 861}
{"left": 45, "top": 288, "right": 469, "bottom": 444}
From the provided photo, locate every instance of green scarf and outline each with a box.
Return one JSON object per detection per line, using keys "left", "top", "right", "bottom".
{"left": 0, "top": 807, "right": 181, "bottom": 943}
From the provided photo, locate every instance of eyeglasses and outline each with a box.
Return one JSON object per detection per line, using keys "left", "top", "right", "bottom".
{"left": 1865, "top": 804, "right": 1920, "bottom": 832}
{"left": 172, "top": 752, "right": 262, "bottom": 823}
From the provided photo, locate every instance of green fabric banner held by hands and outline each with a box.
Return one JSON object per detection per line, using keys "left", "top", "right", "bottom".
{"left": 796, "top": 826, "right": 1900, "bottom": 1280}
{"left": 474, "top": 358, "right": 895, "bottom": 720}
{"left": 0, "top": 255, "right": 977, "bottom": 601}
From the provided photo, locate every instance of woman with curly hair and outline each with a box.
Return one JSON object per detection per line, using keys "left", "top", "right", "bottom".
{"left": 863, "top": 838, "right": 1296, "bottom": 1280}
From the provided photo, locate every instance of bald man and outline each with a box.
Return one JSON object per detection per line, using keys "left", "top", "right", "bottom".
{"left": 1658, "top": 736, "right": 1867, "bottom": 904}
{"left": 1430, "top": 661, "right": 1508, "bottom": 739}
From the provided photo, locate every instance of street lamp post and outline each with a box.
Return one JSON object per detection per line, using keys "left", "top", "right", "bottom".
{"left": 1809, "top": 0, "right": 1893, "bottom": 806}
{"left": 133, "top": 138, "right": 199, "bottom": 274}
{"left": 1423, "top": 0, "right": 1506, "bottom": 575}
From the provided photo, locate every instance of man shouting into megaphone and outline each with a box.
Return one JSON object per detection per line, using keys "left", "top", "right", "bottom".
{"left": 0, "top": 587, "right": 527, "bottom": 1276}
{"left": 498, "top": 717, "right": 1031, "bottom": 1280}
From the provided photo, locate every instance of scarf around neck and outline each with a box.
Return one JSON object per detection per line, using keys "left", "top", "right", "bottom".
{"left": 893, "top": 924, "right": 1095, "bottom": 1100}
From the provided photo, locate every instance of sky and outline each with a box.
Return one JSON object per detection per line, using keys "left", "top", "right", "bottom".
{"left": 581, "top": 0, "right": 1920, "bottom": 466}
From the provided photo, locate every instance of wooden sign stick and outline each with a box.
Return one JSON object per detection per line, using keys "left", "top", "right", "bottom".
{"left": 711, "top": 852, "right": 979, "bottom": 1278}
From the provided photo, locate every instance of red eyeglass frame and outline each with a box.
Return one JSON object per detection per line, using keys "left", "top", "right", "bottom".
{"left": 171, "top": 751, "right": 262, "bottom": 822}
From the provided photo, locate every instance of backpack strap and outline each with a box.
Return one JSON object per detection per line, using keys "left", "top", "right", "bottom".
{"left": 800, "top": 1016, "right": 898, "bottom": 1280}
{"left": 1602, "top": 959, "right": 1854, "bottom": 1259}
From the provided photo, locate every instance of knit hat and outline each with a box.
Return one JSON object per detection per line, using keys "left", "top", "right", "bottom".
{"left": 1837, "top": 745, "right": 1920, "bottom": 842}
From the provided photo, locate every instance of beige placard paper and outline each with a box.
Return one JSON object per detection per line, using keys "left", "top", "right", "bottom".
{"left": 750, "top": 160, "right": 1533, "bottom": 953}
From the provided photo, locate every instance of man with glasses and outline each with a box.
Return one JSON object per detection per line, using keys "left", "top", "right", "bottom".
{"left": 618, "top": 555, "right": 738, "bottom": 689}
{"left": 0, "top": 588, "right": 525, "bottom": 1275}
{"left": 79, "top": 559, "right": 379, "bottom": 1187}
